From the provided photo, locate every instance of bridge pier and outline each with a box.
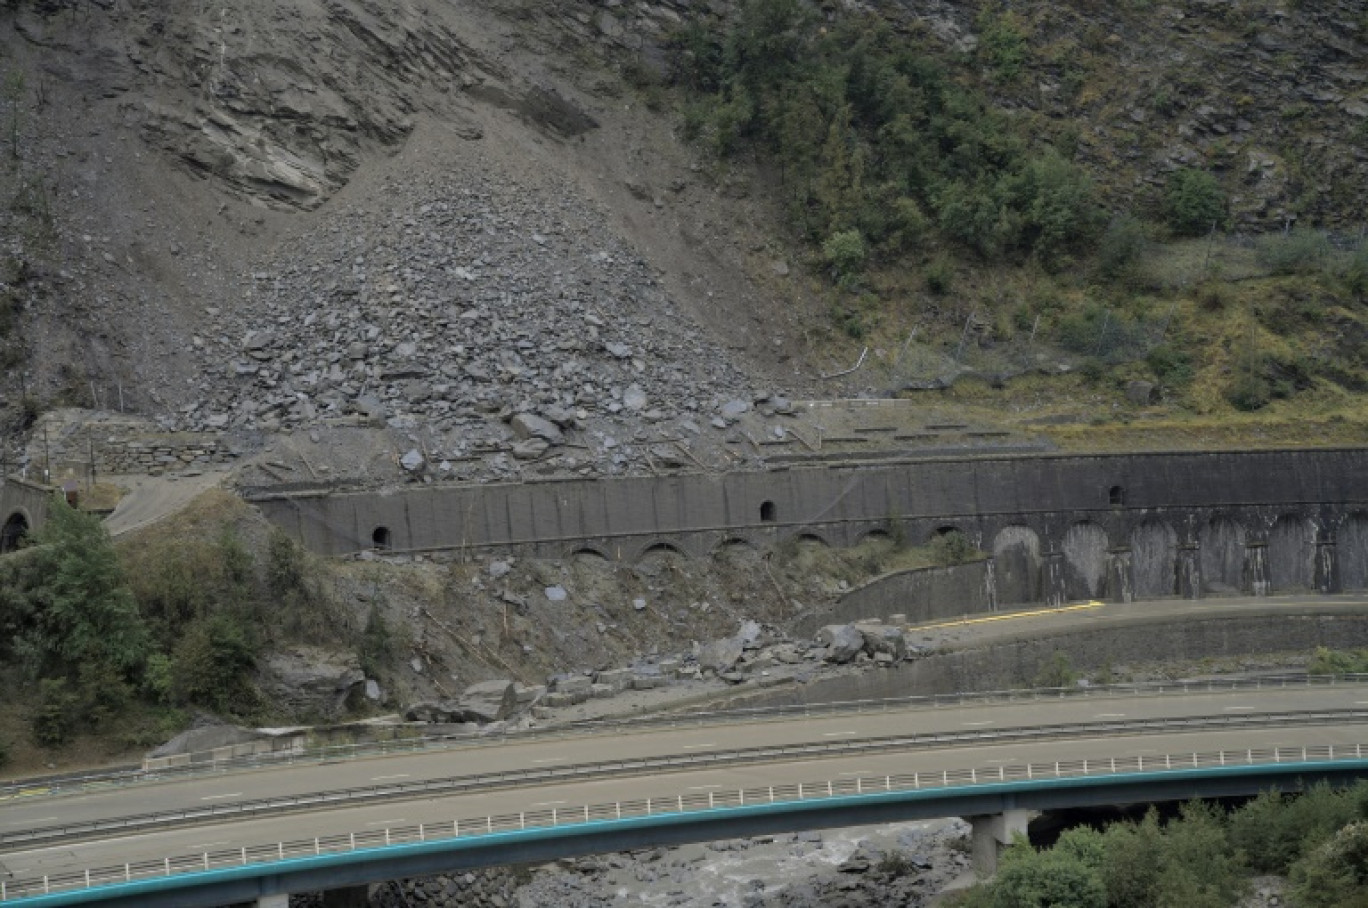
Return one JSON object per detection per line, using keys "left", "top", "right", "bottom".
{"left": 967, "top": 808, "right": 1035, "bottom": 877}
{"left": 257, "top": 896, "right": 288, "bottom": 908}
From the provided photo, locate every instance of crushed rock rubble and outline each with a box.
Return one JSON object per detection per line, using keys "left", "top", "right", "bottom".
{"left": 178, "top": 171, "right": 789, "bottom": 482}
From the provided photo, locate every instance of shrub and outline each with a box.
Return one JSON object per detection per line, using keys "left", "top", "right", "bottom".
{"left": 823, "top": 228, "right": 867, "bottom": 276}
{"left": 1146, "top": 344, "right": 1194, "bottom": 388}
{"left": 931, "top": 529, "right": 975, "bottom": 565}
{"left": 1257, "top": 227, "right": 1332, "bottom": 276}
{"left": 1164, "top": 168, "right": 1226, "bottom": 236}
{"left": 1096, "top": 213, "right": 1148, "bottom": 281}
{"left": 1032, "top": 651, "right": 1078, "bottom": 688}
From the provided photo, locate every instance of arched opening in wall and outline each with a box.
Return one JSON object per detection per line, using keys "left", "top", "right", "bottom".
{"left": 1267, "top": 514, "right": 1314, "bottom": 592}
{"left": 371, "top": 526, "right": 392, "bottom": 550}
{"left": 1130, "top": 520, "right": 1178, "bottom": 600}
{"left": 992, "top": 526, "right": 1041, "bottom": 606}
{"left": 1062, "top": 521, "right": 1109, "bottom": 601}
{"left": 569, "top": 547, "right": 610, "bottom": 565}
{"left": 1109, "top": 485, "right": 1126, "bottom": 506}
{"left": 0, "top": 512, "right": 28, "bottom": 554}
{"left": 713, "top": 537, "right": 760, "bottom": 567}
{"left": 1340, "top": 513, "right": 1368, "bottom": 591}
{"left": 792, "top": 533, "right": 830, "bottom": 549}
{"left": 760, "top": 501, "right": 777, "bottom": 523}
{"left": 639, "top": 541, "right": 687, "bottom": 565}
{"left": 1199, "top": 516, "right": 1246, "bottom": 595}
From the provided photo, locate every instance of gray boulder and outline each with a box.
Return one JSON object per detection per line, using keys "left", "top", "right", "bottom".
{"left": 509, "top": 412, "right": 564, "bottom": 445}
{"left": 856, "top": 624, "right": 907, "bottom": 661}
{"left": 699, "top": 636, "right": 745, "bottom": 673}
{"left": 816, "top": 624, "right": 866, "bottom": 664}
{"left": 452, "top": 679, "right": 518, "bottom": 723}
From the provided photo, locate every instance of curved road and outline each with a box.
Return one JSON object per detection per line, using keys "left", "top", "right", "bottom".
{"left": 3, "top": 685, "right": 1367, "bottom": 891}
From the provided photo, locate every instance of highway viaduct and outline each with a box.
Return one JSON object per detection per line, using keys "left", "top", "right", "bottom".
{"left": 2, "top": 681, "right": 1366, "bottom": 907}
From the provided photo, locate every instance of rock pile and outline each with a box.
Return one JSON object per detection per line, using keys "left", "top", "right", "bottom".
{"left": 181, "top": 171, "right": 771, "bottom": 482}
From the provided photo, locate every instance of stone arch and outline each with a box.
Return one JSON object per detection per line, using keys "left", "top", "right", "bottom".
{"left": 1130, "top": 519, "right": 1179, "bottom": 600}
{"left": 929, "top": 524, "right": 965, "bottom": 543}
{"left": 1, "top": 511, "right": 28, "bottom": 554}
{"left": 1339, "top": 512, "right": 1368, "bottom": 591}
{"left": 1062, "top": 521, "right": 1109, "bottom": 601}
{"left": 1200, "top": 516, "right": 1247, "bottom": 595}
{"left": 637, "top": 540, "right": 688, "bottom": 562}
{"left": 783, "top": 531, "right": 832, "bottom": 551}
{"left": 1267, "top": 514, "right": 1315, "bottom": 592}
{"left": 568, "top": 546, "right": 611, "bottom": 563}
{"left": 857, "top": 528, "right": 892, "bottom": 545}
{"left": 992, "top": 525, "right": 1041, "bottom": 606}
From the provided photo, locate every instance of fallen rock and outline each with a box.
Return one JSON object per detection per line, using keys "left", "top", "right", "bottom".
{"left": 816, "top": 625, "right": 866, "bottom": 664}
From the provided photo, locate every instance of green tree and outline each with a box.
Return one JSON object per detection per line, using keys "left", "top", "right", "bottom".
{"left": 1164, "top": 168, "right": 1226, "bottom": 236}
{"left": 1289, "top": 821, "right": 1368, "bottom": 908}
{"left": 16, "top": 496, "right": 148, "bottom": 685}
{"left": 1097, "top": 213, "right": 1149, "bottom": 282}
{"left": 823, "top": 228, "right": 867, "bottom": 276}
{"left": 169, "top": 613, "right": 258, "bottom": 714}
{"left": 989, "top": 841, "right": 1107, "bottom": 908}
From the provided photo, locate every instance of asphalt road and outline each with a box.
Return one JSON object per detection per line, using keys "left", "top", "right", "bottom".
{"left": 1, "top": 720, "right": 1361, "bottom": 889}
{"left": 3, "top": 683, "right": 1367, "bottom": 889}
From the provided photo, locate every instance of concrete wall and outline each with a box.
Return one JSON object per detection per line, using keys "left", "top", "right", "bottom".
{"left": 722, "top": 612, "right": 1368, "bottom": 707}
{"left": 252, "top": 448, "right": 1368, "bottom": 604}
{"left": 795, "top": 561, "right": 994, "bottom": 636}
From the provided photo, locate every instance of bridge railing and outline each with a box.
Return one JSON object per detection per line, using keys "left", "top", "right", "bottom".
{"left": 4, "top": 673, "right": 1364, "bottom": 803}
{"left": 3, "top": 741, "right": 1365, "bottom": 903}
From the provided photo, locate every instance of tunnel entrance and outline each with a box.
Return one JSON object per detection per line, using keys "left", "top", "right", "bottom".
{"left": 371, "top": 526, "right": 392, "bottom": 550}
{"left": 1, "top": 512, "right": 28, "bottom": 553}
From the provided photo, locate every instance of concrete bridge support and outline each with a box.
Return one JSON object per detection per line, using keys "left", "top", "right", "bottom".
{"left": 968, "top": 808, "right": 1035, "bottom": 877}
{"left": 257, "top": 896, "right": 287, "bottom": 908}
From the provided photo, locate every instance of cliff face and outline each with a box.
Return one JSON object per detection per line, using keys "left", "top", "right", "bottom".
{"left": 0, "top": 0, "right": 1364, "bottom": 436}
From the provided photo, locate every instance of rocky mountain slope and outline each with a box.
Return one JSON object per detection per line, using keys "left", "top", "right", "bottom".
{"left": 3, "top": 0, "right": 1365, "bottom": 473}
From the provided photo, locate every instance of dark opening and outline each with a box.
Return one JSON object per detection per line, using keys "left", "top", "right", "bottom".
{"left": 760, "top": 501, "right": 777, "bottom": 523}
{"left": 1, "top": 513, "right": 28, "bottom": 554}
{"left": 1109, "top": 485, "right": 1126, "bottom": 506}
{"left": 372, "top": 526, "right": 392, "bottom": 550}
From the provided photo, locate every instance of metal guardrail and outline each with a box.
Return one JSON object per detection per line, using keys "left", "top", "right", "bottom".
{"left": 3, "top": 740, "right": 1366, "bottom": 903}
{"left": 3, "top": 707, "right": 1365, "bottom": 851}
{"left": 4, "top": 673, "right": 1363, "bottom": 803}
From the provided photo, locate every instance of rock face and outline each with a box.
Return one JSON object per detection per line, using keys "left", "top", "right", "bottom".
{"left": 452, "top": 679, "right": 518, "bottom": 723}
{"left": 257, "top": 647, "right": 365, "bottom": 719}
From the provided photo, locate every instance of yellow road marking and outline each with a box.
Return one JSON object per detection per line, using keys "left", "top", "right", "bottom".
{"left": 911, "top": 601, "right": 1104, "bottom": 631}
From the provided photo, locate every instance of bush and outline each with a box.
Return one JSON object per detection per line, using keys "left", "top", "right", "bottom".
{"left": 1164, "top": 168, "right": 1226, "bottom": 236}
{"left": 1289, "top": 821, "right": 1368, "bottom": 908}
{"left": 1146, "top": 344, "right": 1194, "bottom": 388}
{"left": 1308, "top": 646, "right": 1368, "bottom": 675}
{"left": 1032, "top": 651, "right": 1078, "bottom": 688}
{"left": 931, "top": 529, "right": 975, "bottom": 565}
{"left": 32, "top": 678, "right": 80, "bottom": 748}
{"left": 1257, "top": 227, "right": 1332, "bottom": 276}
{"left": 169, "top": 614, "right": 259, "bottom": 714}
{"left": 823, "top": 228, "right": 867, "bottom": 276}
{"left": 1096, "top": 213, "right": 1148, "bottom": 281}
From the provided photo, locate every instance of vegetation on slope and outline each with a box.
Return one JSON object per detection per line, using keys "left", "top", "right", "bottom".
{"left": 0, "top": 492, "right": 360, "bottom": 760}
{"left": 659, "top": 0, "right": 1368, "bottom": 430}
{"left": 946, "top": 784, "right": 1368, "bottom": 908}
